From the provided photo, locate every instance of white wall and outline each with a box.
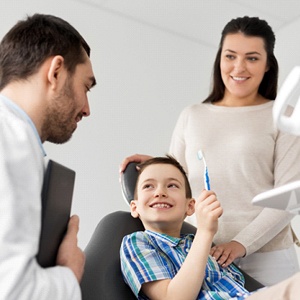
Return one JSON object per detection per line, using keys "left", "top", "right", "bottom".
{"left": 43, "top": 2, "right": 217, "bottom": 248}
{"left": 276, "top": 18, "right": 300, "bottom": 265}
{"left": 1, "top": 1, "right": 300, "bottom": 264}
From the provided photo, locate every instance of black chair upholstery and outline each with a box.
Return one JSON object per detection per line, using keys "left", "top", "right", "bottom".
{"left": 81, "top": 211, "right": 263, "bottom": 300}
{"left": 81, "top": 211, "right": 141, "bottom": 300}
{"left": 81, "top": 161, "right": 264, "bottom": 299}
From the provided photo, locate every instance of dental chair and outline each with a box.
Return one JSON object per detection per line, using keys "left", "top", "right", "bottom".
{"left": 80, "top": 162, "right": 264, "bottom": 300}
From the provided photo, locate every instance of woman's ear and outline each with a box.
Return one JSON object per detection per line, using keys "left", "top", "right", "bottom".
{"left": 186, "top": 198, "right": 195, "bottom": 216}
{"left": 265, "top": 63, "right": 270, "bottom": 73}
{"left": 130, "top": 200, "right": 139, "bottom": 218}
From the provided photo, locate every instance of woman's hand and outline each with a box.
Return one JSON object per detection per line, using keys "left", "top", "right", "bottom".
{"left": 210, "top": 241, "right": 246, "bottom": 268}
{"left": 119, "top": 153, "right": 153, "bottom": 173}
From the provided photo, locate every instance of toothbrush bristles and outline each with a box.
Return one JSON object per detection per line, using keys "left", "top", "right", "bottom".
{"left": 197, "top": 150, "right": 207, "bottom": 167}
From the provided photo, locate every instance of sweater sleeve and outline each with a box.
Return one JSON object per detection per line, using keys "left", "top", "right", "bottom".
{"left": 233, "top": 128, "right": 300, "bottom": 255}
{"left": 169, "top": 106, "right": 190, "bottom": 172}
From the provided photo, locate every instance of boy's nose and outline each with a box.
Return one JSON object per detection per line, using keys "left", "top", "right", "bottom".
{"left": 154, "top": 187, "right": 167, "bottom": 198}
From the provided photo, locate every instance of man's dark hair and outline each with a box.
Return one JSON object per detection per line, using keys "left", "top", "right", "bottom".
{"left": 0, "top": 14, "right": 91, "bottom": 90}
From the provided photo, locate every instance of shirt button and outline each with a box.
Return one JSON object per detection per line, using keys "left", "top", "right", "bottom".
{"left": 185, "top": 248, "right": 189, "bottom": 253}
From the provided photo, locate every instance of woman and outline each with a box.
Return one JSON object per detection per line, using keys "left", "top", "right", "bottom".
{"left": 120, "top": 16, "right": 300, "bottom": 286}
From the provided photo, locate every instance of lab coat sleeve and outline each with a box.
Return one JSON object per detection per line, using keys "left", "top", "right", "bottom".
{"left": 0, "top": 108, "right": 81, "bottom": 299}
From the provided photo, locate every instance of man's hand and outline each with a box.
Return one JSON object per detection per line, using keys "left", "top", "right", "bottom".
{"left": 56, "top": 215, "right": 85, "bottom": 282}
{"left": 210, "top": 241, "right": 246, "bottom": 268}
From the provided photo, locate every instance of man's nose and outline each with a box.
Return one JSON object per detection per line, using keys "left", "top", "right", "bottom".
{"left": 82, "top": 99, "right": 90, "bottom": 117}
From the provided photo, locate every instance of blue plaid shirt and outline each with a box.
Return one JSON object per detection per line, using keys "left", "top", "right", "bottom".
{"left": 120, "top": 230, "right": 251, "bottom": 299}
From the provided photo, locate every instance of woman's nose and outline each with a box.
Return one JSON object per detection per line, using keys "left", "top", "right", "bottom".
{"left": 234, "top": 58, "right": 246, "bottom": 72}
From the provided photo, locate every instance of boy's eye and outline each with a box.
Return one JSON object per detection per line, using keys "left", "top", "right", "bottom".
{"left": 142, "top": 184, "right": 153, "bottom": 189}
{"left": 168, "top": 183, "right": 179, "bottom": 188}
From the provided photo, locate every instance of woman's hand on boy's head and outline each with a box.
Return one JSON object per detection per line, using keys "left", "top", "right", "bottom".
{"left": 195, "top": 190, "right": 223, "bottom": 235}
{"left": 119, "top": 153, "right": 153, "bottom": 173}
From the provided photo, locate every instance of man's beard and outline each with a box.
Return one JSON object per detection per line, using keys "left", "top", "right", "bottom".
{"left": 42, "top": 79, "right": 78, "bottom": 144}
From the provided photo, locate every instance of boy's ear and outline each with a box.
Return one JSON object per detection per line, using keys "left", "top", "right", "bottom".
{"left": 186, "top": 198, "right": 195, "bottom": 216}
{"left": 130, "top": 200, "right": 139, "bottom": 218}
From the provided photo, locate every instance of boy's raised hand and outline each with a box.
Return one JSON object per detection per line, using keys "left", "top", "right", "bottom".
{"left": 195, "top": 190, "right": 223, "bottom": 236}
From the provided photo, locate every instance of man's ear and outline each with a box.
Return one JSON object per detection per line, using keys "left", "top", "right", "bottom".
{"left": 47, "top": 55, "right": 65, "bottom": 89}
{"left": 130, "top": 200, "right": 139, "bottom": 218}
{"left": 186, "top": 198, "right": 195, "bottom": 216}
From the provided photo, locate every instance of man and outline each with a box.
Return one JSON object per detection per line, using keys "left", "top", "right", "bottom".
{"left": 0, "top": 14, "right": 96, "bottom": 299}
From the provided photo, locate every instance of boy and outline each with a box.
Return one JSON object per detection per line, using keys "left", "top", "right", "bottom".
{"left": 120, "top": 155, "right": 250, "bottom": 299}
{"left": 120, "top": 155, "right": 300, "bottom": 299}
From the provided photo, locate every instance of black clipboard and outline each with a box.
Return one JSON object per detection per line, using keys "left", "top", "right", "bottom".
{"left": 36, "top": 160, "right": 76, "bottom": 267}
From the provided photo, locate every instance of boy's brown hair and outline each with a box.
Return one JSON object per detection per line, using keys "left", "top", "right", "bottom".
{"left": 135, "top": 155, "right": 192, "bottom": 199}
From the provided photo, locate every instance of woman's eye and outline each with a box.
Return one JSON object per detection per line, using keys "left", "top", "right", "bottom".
{"left": 247, "top": 57, "right": 258, "bottom": 61}
{"left": 226, "top": 54, "right": 235, "bottom": 60}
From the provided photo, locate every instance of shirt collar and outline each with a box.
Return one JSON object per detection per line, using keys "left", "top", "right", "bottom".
{"left": 0, "top": 94, "right": 46, "bottom": 156}
{"left": 145, "top": 229, "right": 194, "bottom": 247}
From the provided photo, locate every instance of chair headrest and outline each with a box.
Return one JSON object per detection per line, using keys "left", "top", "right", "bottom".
{"left": 121, "top": 162, "right": 139, "bottom": 204}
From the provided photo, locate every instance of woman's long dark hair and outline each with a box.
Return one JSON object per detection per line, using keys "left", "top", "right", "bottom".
{"left": 204, "top": 16, "right": 278, "bottom": 103}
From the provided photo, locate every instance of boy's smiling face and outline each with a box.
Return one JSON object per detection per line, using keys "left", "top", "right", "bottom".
{"left": 130, "top": 163, "right": 195, "bottom": 235}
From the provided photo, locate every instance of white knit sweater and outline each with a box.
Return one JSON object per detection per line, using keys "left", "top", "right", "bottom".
{"left": 169, "top": 101, "right": 300, "bottom": 255}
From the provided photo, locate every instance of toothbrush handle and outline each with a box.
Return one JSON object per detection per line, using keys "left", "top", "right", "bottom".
{"left": 204, "top": 168, "right": 210, "bottom": 190}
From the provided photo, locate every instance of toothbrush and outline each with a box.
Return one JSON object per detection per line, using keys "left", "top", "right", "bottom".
{"left": 197, "top": 150, "right": 211, "bottom": 190}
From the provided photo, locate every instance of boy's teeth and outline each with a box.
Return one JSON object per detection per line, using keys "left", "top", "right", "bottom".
{"left": 153, "top": 203, "right": 170, "bottom": 208}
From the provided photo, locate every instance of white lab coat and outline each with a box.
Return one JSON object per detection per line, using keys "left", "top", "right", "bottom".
{"left": 0, "top": 95, "right": 81, "bottom": 299}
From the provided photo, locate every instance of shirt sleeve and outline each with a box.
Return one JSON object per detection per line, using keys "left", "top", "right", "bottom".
{"left": 120, "top": 232, "right": 173, "bottom": 297}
